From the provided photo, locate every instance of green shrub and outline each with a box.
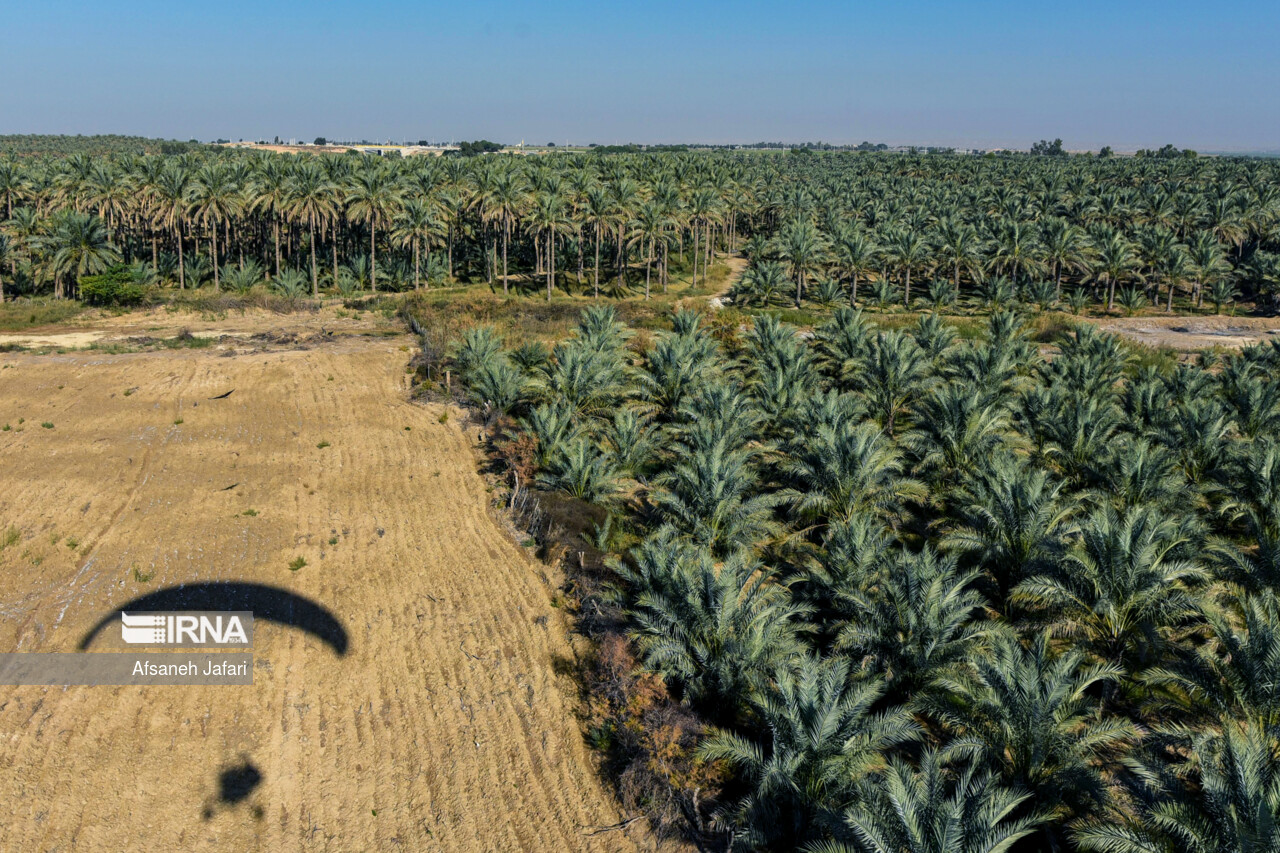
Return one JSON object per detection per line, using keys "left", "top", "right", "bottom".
{"left": 79, "top": 266, "right": 149, "bottom": 306}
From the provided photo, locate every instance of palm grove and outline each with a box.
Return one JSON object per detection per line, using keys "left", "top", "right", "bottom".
{"left": 452, "top": 301, "right": 1280, "bottom": 852}
{"left": 0, "top": 147, "right": 1277, "bottom": 314}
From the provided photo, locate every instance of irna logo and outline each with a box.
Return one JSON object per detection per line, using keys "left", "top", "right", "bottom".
{"left": 119, "top": 611, "right": 253, "bottom": 647}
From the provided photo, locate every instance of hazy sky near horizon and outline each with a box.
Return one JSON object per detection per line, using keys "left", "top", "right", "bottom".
{"left": 3, "top": 0, "right": 1277, "bottom": 151}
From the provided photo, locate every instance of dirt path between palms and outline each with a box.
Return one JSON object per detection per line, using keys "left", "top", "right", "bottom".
{"left": 708, "top": 255, "right": 748, "bottom": 309}
{"left": 0, "top": 332, "right": 646, "bottom": 851}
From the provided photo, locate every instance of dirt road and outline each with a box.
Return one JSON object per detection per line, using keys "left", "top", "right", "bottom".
{"left": 0, "top": 329, "right": 644, "bottom": 850}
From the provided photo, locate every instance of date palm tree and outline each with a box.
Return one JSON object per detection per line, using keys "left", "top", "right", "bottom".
{"left": 777, "top": 218, "right": 828, "bottom": 307}
{"left": 186, "top": 163, "right": 240, "bottom": 290}
{"left": 1094, "top": 229, "right": 1140, "bottom": 313}
{"left": 834, "top": 227, "right": 879, "bottom": 306}
{"left": 887, "top": 228, "right": 930, "bottom": 307}
{"left": 391, "top": 198, "right": 445, "bottom": 291}
{"left": 284, "top": 162, "right": 338, "bottom": 295}
{"left": 811, "top": 749, "right": 1049, "bottom": 853}
{"left": 699, "top": 655, "right": 918, "bottom": 849}
{"left": 39, "top": 211, "right": 120, "bottom": 298}
{"left": 934, "top": 217, "right": 981, "bottom": 295}
{"left": 488, "top": 168, "right": 529, "bottom": 295}
{"left": 526, "top": 189, "right": 573, "bottom": 300}
{"left": 345, "top": 166, "right": 403, "bottom": 292}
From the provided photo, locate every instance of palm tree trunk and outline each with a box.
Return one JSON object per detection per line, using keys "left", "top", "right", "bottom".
{"left": 176, "top": 227, "right": 185, "bottom": 289}
{"left": 332, "top": 220, "right": 339, "bottom": 288}
{"left": 274, "top": 220, "right": 281, "bottom": 276}
{"left": 1107, "top": 278, "right": 1117, "bottom": 312}
{"left": 593, "top": 224, "right": 601, "bottom": 299}
{"left": 502, "top": 217, "right": 509, "bottom": 296}
{"left": 212, "top": 224, "right": 220, "bottom": 291}
{"left": 546, "top": 232, "right": 554, "bottom": 301}
{"left": 691, "top": 224, "right": 699, "bottom": 288}
{"left": 645, "top": 239, "right": 652, "bottom": 300}
{"left": 370, "top": 223, "right": 378, "bottom": 292}
{"left": 903, "top": 266, "right": 911, "bottom": 306}
{"left": 616, "top": 224, "right": 625, "bottom": 290}
{"left": 309, "top": 220, "right": 318, "bottom": 296}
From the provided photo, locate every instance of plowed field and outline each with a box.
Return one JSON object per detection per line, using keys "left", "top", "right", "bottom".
{"left": 0, "top": 321, "right": 644, "bottom": 851}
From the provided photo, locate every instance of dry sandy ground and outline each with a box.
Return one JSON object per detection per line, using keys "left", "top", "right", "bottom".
{"left": 0, "top": 322, "right": 647, "bottom": 851}
{"left": 1093, "top": 314, "right": 1280, "bottom": 350}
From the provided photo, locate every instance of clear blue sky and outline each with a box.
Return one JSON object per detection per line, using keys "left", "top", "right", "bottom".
{"left": 3, "top": 0, "right": 1277, "bottom": 151}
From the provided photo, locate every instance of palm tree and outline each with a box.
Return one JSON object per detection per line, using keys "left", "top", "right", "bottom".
{"left": 345, "top": 166, "right": 403, "bottom": 292}
{"left": 186, "top": 163, "right": 241, "bottom": 290}
{"left": 1074, "top": 720, "right": 1280, "bottom": 853}
{"left": 583, "top": 185, "right": 612, "bottom": 299}
{"left": 1094, "top": 230, "right": 1140, "bottom": 313}
{"left": 929, "top": 631, "right": 1137, "bottom": 831}
{"left": 526, "top": 189, "right": 573, "bottom": 300}
{"left": 1041, "top": 217, "right": 1089, "bottom": 300}
{"left": 887, "top": 228, "right": 930, "bottom": 307}
{"left": 834, "top": 228, "right": 879, "bottom": 306}
{"left": 616, "top": 530, "right": 809, "bottom": 715}
{"left": 609, "top": 178, "right": 641, "bottom": 290}
{"left": 391, "top": 198, "right": 445, "bottom": 291}
{"left": 698, "top": 655, "right": 918, "bottom": 849}
{"left": 248, "top": 157, "right": 291, "bottom": 276}
{"left": 283, "top": 162, "right": 338, "bottom": 295}
{"left": 1013, "top": 505, "right": 1206, "bottom": 686}
{"left": 1186, "top": 231, "right": 1231, "bottom": 309}
{"left": 934, "top": 217, "right": 981, "bottom": 295}
{"left": 626, "top": 200, "right": 669, "bottom": 300}
{"left": 0, "top": 234, "right": 8, "bottom": 303}
{"left": 777, "top": 218, "right": 827, "bottom": 307}
{"left": 39, "top": 211, "right": 121, "bottom": 298}
{"left": 810, "top": 749, "right": 1049, "bottom": 853}
{"left": 488, "top": 168, "right": 529, "bottom": 295}
{"left": 990, "top": 219, "right": 1044, "bottom": 286}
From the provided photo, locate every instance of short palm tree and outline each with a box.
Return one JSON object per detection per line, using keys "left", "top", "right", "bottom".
{"left": 809, "top": 748, "right": 1050, "bottom": 853}
{"left": 698, "top": 655, "right": 918, "bottom": 849}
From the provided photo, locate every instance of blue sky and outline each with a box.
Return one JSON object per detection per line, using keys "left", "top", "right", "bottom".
{"left": 3, "top": 0, "right": 1277, "bottom": 151}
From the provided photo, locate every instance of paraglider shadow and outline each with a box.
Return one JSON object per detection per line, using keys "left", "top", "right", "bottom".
{"left": 77, "top": 582, "right": 349, "bottom": 655}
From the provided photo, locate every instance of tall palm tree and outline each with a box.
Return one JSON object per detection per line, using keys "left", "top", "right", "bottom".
{"left": 626, "top": 200, "right": 669, "bottom": 300}
{"left": 389, "top": 197, "right": 445, "bottom": 290}
{"left": 525, "top": 189, "right": 572, "bottom": 301}
{"left": 777, "top": 218, "right": 827, "bottom": 307}
{"left": 834, "top": 228, "right": 879, "bottom": 306}
{"left": 488, "top": 168, "right": 529, "bottom": 296}
{"left": 934, "top": 217, "right": 981, "bottom": 294}
{"left": 888, "top": 228, "right": 930, "bottom": 307}
{"left": 284, "top": 162, "right": 338, "bottom": 295}
{"left": 345, "top": 166, "right": 404, "bottom": 292}
{"left": 1094, "top": 229, "right": 1140, "bottom": 313}
{"left": 1041, "top": 217, "right": 1089, "bottom": 300}
{"left": 186, "top": 163, "right": 241, "bottom": 290}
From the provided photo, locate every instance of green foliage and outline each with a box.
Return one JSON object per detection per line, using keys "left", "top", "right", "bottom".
{"left": 445, "top": 303, "right": 1280, "bottom": 848}
{"left": 79, "top": 265, "right": 148, "bottom": 306}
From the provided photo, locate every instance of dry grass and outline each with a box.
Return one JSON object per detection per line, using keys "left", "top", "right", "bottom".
{"left": 0, "top": 330, "right": 647, "bottom": 851}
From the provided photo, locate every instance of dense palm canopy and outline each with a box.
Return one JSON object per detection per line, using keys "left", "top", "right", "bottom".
{"left": 1, "top": 147, "right": 1277, "bottom": 313}
{"left": 448, "top": 295, "right": 1280, "bottom": 851}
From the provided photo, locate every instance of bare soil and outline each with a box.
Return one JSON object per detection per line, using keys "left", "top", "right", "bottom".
{"left": 0, "top": 312, "right": 646, "bottom": 851}
{"left": 1093, "top": 314, "right": 1280, "bottom": 350}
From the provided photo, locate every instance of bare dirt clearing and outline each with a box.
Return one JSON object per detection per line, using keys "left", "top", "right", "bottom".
{"left": 1093, "top": 314, "right": 1280, "bottom": 350}
{"left": 0, "top": 316, "right": 645, "bottom": 851}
